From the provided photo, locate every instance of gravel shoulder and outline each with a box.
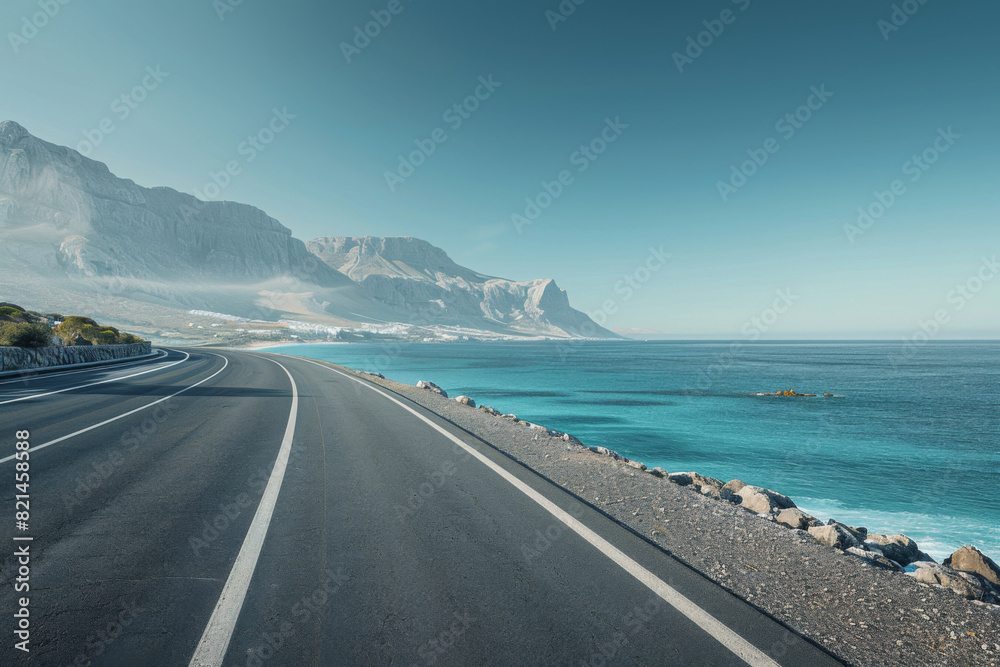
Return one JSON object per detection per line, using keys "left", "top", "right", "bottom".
{"left": 331, "top": 364, "right": 1000, "bottom": 667}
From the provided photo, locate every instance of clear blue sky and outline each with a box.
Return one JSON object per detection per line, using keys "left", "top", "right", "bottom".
{"left": 3, "top": 0, "right": 997, "bottom": 337}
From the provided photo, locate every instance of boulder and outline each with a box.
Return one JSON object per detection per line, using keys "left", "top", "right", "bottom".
{"left": 688, "top": 473, "right": 724, "bottom": 491}
{"left": 667, "top": 473, "right": 693, "bottom": 487}
{"left": 700, "top": 486, "right": 723, "bottom": 500}
{"left": 454, "top": 395, "right": 476, "bottom": 407}
{"left": 865, "top": 534, "right": 921, "bottom": 566}
{"left": 71, "top": 332, "right": 92, "bottom": 346}
{"left": 738, "top": 486, "right": 796, "bottom": 515}
{"left": 944, "top": 546, "right": 1000, "bottom": 586}
{"left": 719, "top": 487, "right": 742, "bottom": 504}
{"left": 626, "top": 460, "right": 647, "bottom": 471}
{"left": 589, "top": 446, "right": 623, "bottom": 460}
{"left": 479, "top": 405, "right": 501, "bottom": 416}
{"left": 846, "top": 547, "right": 904, "bottom": 571}
{"left": 827, "top": 519, "right": 867, "bottom": 538}
{"left": 776, "top": 508, "right": 821, "bottom": 530}
{"left": 649, "top": 467, "right": 667, "bottom": 478}
{"left": 723, "top": 479, "right": 747, "bottom": 494}
{"left": 808, "top": 523, "right": 865, "bottom": 550}
{"left": 908, "top": 563, "right": 997, "bottom": 602}
{"left": 416, "top": 380, "right": 448, "bottom": 398}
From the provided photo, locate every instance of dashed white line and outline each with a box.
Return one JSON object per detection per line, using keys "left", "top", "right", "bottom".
{"left": 188, "top": 357, "right": 298, "bottom": 667}
{"left": 295, "top": 357, "right": 782, "bottom": 667}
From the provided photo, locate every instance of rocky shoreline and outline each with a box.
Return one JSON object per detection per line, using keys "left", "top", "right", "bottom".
{"left": 406, "top": 374, "right": 1000, "bottom": 608}
{"left": 340, "top": 365, "right": 1000, "bottom": 666}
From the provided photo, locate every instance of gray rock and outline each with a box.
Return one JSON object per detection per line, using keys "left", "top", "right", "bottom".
{"left": 416, "top": 380, "right": 448, "bottom": 398}
{"left": 907, "top": 562, "right": 998, "bottom": 602}
{"left": 846, "top": 547, "right": 904, "bottom": 572}
{"left": 667, "top": 473, "right": 693, "bottom": 487}
{"left": 722, "top": 479, "right": 747, "bottom": 494}
{"left": 454, "top": 395, "right": 476, "bottom": 407}
{"left": 648, "top": 467, "right": 667, "bottom": 479}
{"left": 589, "top": 446, "right": 623, "bottom": 461}
{"left": 944, "top": 546, "right": 1000, "bottom": 586}
{"left": 686, "top": 472, "right": 724, "bottom": 491}
{"left": 699, "top": 485, "right": 723, "bottom": 500}
{"left": 719, "top": 488, "right": 742, "bottom": 504}
{"left": 776, "top": 508, "right": 821, "bottom": 530}
{"left": 808, "top": 523, "right": 865, "bottom": 550}
{"left": 738, "top": 486, "right": 796, "bottom": 515}
{"left": 865, "top": 534, "right": 921, "bottom": 566}
{"left": 826, "top": 519, "right": 867, "bottom": 538}
{"left": 626, "top": 460, "right": 647, "bottom": 471}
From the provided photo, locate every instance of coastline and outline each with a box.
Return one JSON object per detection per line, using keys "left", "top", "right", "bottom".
{"left": 297, "top": 358, "right": 1000, "bottom": 667}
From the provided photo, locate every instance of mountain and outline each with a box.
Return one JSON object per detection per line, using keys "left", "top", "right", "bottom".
{"left": 308, "top": 237, "right": 616, "bottom": 338}
{"left": 0, "top": 121, "right": 614, "bottom": 341}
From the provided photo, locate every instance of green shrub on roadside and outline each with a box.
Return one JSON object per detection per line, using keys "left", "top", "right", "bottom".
{"left": 0, "top": 322, "right": 54, "bottom": 348}
{"left": 55, "top": 316, "right": 145, "bottom": 345}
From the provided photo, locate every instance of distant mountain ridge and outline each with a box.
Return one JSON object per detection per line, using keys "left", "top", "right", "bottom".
{"left": 308, "top": 237, "right": 616, "bottom": 338}
{"left": 0, "top": 120, "right": 614, "bottom": 340}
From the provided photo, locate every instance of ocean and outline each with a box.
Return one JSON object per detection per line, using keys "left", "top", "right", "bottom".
{"left": 263, "top": 340, "right": 1000, "bottom": 562}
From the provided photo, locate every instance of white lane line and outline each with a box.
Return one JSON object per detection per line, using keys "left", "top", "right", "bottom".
{"left": 188, "top": 358, "right": 298, "bottom": 667}
{"left": 297, "top": 358, "right": 782, "bottom": 667}
{"left": 0, "top": 354, "right": 230, "bottom": 465}
{"left": 0, "top": 350, "right": 167, "bottom": 386}
{"left": 0, "top": 350, "right": 190, "bottom": 406}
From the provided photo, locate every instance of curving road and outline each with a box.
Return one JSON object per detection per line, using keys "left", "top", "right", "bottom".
{"left": 0, "top": 348, "right": 842, "bottom": 666}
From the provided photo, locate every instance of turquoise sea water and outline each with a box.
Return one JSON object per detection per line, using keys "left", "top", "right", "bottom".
{"left": 264, "top": 341, "right": 999, "bottom": 562}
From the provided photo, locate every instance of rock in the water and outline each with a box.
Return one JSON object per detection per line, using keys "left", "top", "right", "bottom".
{"left": 865, "top": 534, "right": 921, "bottom": 566}
{"left": 944, "top": 546, "right": 1000, "bottom": 586}
{"left": 776, "top": 508, "right": 821, "bottom": 530}
{"left": 738, "top": 486, "right": 796, "bottom": 515}
{"left": 454, "top": 395, "right": 476, "bottom": 407}
{"left": 416, "top": 381, "right": 448, "bottom": 398}
{"left": 808, "top": 523, "right": 866, "bottom": 550}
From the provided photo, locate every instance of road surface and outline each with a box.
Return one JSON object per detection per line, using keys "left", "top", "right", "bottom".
{"left": 0, "top": 348, "right": 842, "bottom": 666}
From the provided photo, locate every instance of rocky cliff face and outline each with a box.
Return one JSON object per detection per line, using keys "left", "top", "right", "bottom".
{"left": 307, "top": 237, "right": 617, "bottom": 338}
{"left": 0, "top": 121, "right": 613, "bottom": 340}
{"left": 0, "top": 120, "right": 345, "bottom": 286}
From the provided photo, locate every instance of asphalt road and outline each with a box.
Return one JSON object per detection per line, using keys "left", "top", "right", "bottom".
{"left": 0, "top": 348, "right": 843, "bottom": 666}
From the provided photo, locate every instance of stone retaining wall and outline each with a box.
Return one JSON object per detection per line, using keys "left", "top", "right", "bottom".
{"left": 0, "top": 342, "right": 153, "bottom": 373}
